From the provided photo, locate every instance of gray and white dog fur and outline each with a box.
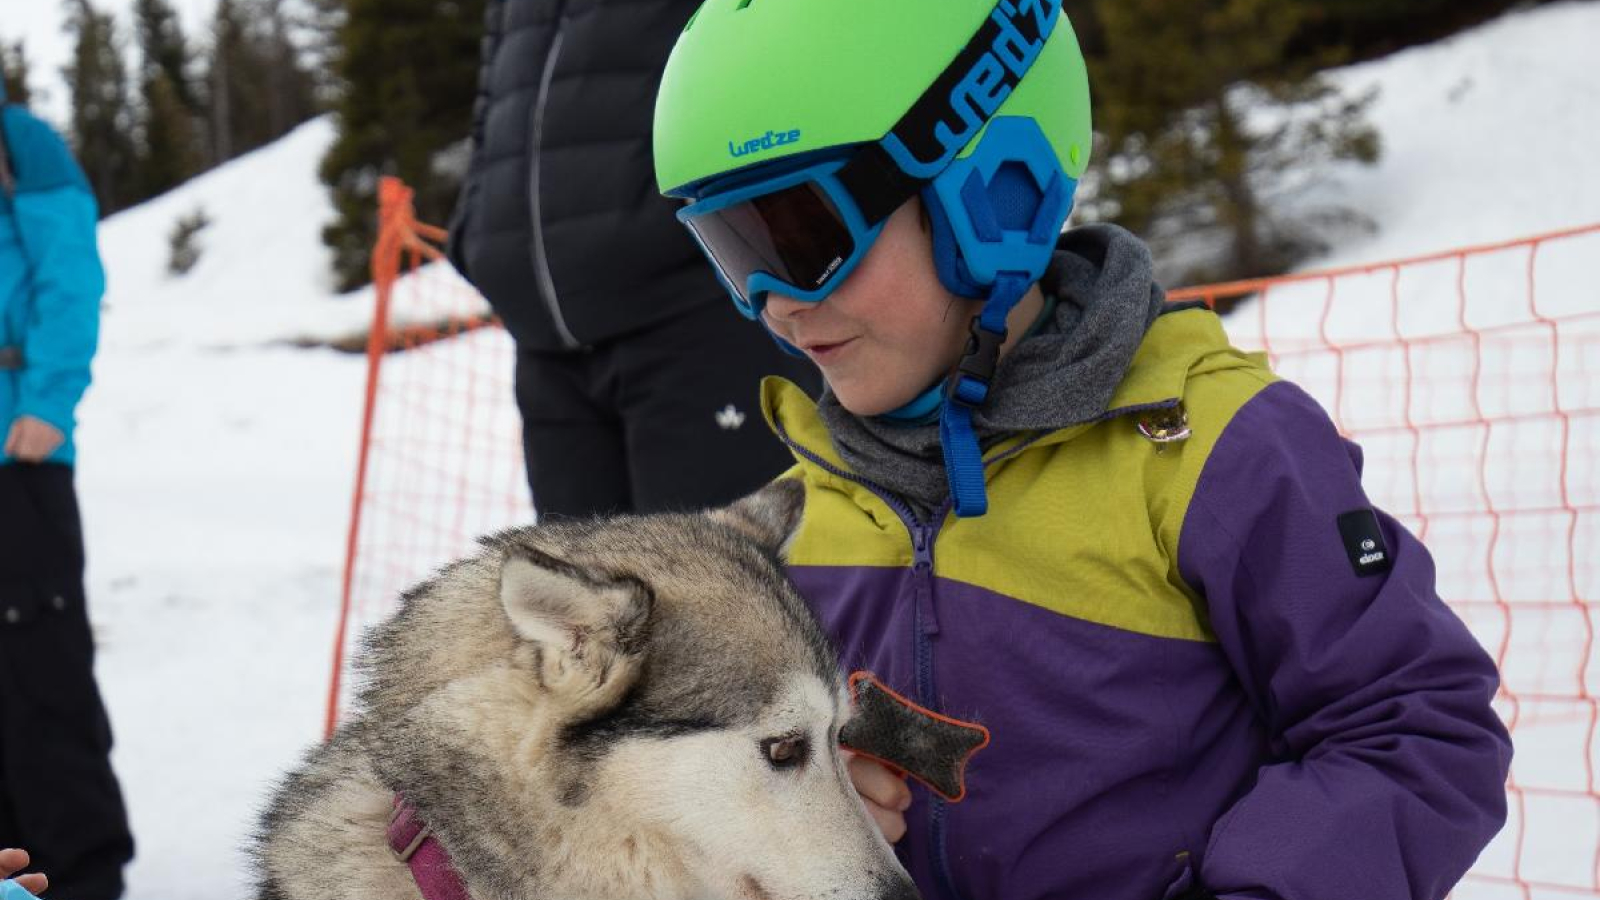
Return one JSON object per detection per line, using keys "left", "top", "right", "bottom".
{"left": 251, "top": 481, "right": 918, "bottom": 900}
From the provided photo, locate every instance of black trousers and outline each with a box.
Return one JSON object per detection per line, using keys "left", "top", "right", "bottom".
{"left": 0, "top": 463, "right": 133, "bottom": 900}
{"left": 515, "top": 300, "right": 821, "bottom": 518}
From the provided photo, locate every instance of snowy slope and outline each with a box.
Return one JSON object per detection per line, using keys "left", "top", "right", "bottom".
{"left": 94, "top": 115, "right": 485, "bottom": 349}
{"left": 25, "top": 2, "right": 1600, "bottom": 899}
{"left": 75, "top": 118, "right": 365, "bottom": 900}
{"left": 95, "top": 116, "right": 346, "bottom": 345}
{"left": 1299, "top": 0, "right": 1600, "bottom": 268}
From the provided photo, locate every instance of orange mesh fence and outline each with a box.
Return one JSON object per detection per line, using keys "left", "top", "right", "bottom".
{"left": 324, "top": 178, "right": 532, "bottom": 732}
{"left": 330, "top": 177, "right": 1600, "bottom": 896}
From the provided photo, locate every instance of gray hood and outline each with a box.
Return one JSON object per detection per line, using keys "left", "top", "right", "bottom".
{"left": 816, "top": 223, "right": 1167, "bottom": 517}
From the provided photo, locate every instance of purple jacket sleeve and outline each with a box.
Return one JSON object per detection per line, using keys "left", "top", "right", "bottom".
{"left": 1178, "top": 380, "right": 1512, "bottom": 900}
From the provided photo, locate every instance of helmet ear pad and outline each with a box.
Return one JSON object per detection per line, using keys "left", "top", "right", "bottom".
{"left": 919, "top": 117, "right": 1078, "bottom": 300}
{"left": 923, "top": 184, "right": 989, "bottom": 300}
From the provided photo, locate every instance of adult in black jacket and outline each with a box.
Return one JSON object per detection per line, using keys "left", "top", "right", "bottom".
{"left": 447, "top": 0, "right": 819, "bottom": 517}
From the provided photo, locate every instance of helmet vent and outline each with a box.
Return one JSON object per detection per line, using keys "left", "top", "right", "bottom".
{"left": 683, "top": 3, "right": 704, "bottom": 31}
{"left": 735, "top": 0, "right": 759, "bottom": 9}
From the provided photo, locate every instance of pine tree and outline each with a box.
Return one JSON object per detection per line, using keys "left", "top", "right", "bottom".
{"left": 1076, "top": 0, "right": 1379, "bottom": 288}
{"left": 133, "top": 0, "right": 205, "bottom": 196}
{"left": 64, "top": 0, "right": 140, "bottom": 215}
{"left": 204, "top": 0, "right": 318, "bottom": 165}
{"left": 167, "top": 205, "right": 211, "bottom": 274}
{"left": 206, "top": 0, "right": 257, "bottom": 161}
{"left": 133, "top": 0, "right": 199, "bottom": 111}
{"left": 137, "top": 72, "right": 203, "bottom": 196}
{"left": 1, "top": 40, "right": 32, "bottom": 106}
{"left": 294, "top": 0, "right": 346, "bottom": 106}
{"left": 319, "top": 0, "right": 485, "bottom": 290}
{"left": 259, "top": 0, "right": 319, "bottom": 138}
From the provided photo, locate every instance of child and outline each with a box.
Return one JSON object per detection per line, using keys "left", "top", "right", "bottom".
{"left": 652, "top": 2, "right": 1512, "bottom": 900}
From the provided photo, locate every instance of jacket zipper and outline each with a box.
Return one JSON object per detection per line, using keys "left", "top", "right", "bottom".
{"left": 528, "top": 27, "right": 581, "bottom": 350}
{"left": 771, "top": 422, "right": 970, "bottom": 900}
{"left": 912, "top": 504, "right": 967, "bottom": 900}
{"left": 918, "top": 434, "right": 1049, "bottom": 900}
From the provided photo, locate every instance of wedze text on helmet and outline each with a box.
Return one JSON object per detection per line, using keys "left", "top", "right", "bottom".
{"left": 881, "top": 0, "right": 1061, "bottom": 180}
{"left": 729, "top": 129, "right": 804, "bottom": 159}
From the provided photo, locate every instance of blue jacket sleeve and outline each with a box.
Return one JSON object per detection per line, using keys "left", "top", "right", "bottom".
{"left": 0, "top": 883, "right": 42, "bottom": 900}
{"left": 1178, "top": 380, "right": 1512, "bottom": 900}
{"left": 12, "top": 182, "right": 103, "bottom": 445}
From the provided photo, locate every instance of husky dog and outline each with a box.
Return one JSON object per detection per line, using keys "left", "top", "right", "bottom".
{"left": 252, "top": 481, "right": 918, "bottom": 900}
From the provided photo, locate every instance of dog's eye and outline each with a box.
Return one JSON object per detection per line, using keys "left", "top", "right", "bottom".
{"left": 760, "top": 734, "right": 809, "bottom": 770}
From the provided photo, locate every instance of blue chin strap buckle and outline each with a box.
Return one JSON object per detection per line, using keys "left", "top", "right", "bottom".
{"left": 883, "top": 117, "right": 1078, "bottom": 518}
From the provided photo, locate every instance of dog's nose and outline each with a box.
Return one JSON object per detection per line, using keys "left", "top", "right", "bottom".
{"left": 874, "top": 873, "right": 921, "bottom": 900}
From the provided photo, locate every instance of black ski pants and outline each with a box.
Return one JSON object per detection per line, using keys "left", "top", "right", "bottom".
{"left": 515, "top": 300, "right": 821, "bottom": 518}
{"left": 0, "top": 462, "right": 133, "bottom": 900}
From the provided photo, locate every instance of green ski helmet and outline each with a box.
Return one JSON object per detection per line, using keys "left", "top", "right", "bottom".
{"left": 654, "top": 0, "right": 1093, "bottom": 518}
{"left": 655, "top": 0, "right": 1091, "bottom": 287}
{"left": 655, "top": 0, "right": 1090, "bottom": 191}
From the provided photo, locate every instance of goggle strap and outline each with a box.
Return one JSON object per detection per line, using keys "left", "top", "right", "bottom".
{"left": 835, "top": 143, "right": 924, "bottom": 227}
{"left": 835, "top": 0, "right": 1059, "bottom": 227}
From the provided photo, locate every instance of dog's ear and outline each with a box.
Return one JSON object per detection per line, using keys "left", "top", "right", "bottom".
{"left": 709, "top": 478, "right": 806, "bottom": 559}
{"left": 499, "top": 545, "right": 652, "bottom": 711}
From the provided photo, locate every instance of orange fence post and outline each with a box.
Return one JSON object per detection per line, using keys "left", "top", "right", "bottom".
{"left": 325, "top": 179, "right": 533, "bottom": 736}
{"left": 324, "top": 177, "right": 420, "bottom": 737}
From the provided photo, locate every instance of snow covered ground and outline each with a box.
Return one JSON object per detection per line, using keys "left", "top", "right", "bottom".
{"left": 9, "top": 1, "right": 1598, "bottom": 898}
{"left": 1302, "top": 0, "right": 1600, "bottom": 269}
{"left": 75, "top": 118, "right": 366, "bottom": 900}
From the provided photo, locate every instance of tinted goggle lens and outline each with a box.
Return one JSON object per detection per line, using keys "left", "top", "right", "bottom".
{"left": 683, "top": 179, "right": 858, "bottom": 313}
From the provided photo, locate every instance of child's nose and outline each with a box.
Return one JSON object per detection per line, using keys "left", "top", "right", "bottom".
{"left": 763, "top": 292, "right": 814, "bottom": 321}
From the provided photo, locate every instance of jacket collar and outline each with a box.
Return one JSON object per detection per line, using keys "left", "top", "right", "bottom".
{"left": 763, "top": 306, "right": 1243, "bottom": 477}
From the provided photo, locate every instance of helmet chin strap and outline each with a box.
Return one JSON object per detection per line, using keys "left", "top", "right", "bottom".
{"left": 876, "top": 270, "right": 1031, "bottom": 518}
{"left": 875, "top": 114, "right": 1075, "bottom": 517}
{"left": 940, "top": 272, "right": 1032, "bottom": 517}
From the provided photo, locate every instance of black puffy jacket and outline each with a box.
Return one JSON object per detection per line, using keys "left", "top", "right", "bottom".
{"left": 446, "top": 0, "right": 719, "bottom": 351}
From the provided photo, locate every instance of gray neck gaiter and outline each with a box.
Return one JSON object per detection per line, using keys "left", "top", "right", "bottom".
{"left": 816, "top": 223, "right": 1166, "bottom": 518}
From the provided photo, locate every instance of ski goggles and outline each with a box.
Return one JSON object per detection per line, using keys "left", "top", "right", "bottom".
{"left": 676, "top": 159, "right": 889, "bottom": 319}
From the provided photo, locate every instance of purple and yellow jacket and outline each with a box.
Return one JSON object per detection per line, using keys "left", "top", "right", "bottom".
{"left": 764, "top": 307, "right": 1512, "bottom": 900}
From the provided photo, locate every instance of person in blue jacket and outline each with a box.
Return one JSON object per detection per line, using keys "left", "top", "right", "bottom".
{"left": 0, "top": 82, "right": 133, "bottom": 900}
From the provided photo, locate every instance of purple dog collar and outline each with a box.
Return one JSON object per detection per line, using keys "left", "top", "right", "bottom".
{"left": 388, "top": 795, "right": 471, "bottom": 900}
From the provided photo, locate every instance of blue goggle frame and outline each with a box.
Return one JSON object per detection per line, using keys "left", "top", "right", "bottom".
{"left": 676, "top": 159, "right": 888, "bottom": 320}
